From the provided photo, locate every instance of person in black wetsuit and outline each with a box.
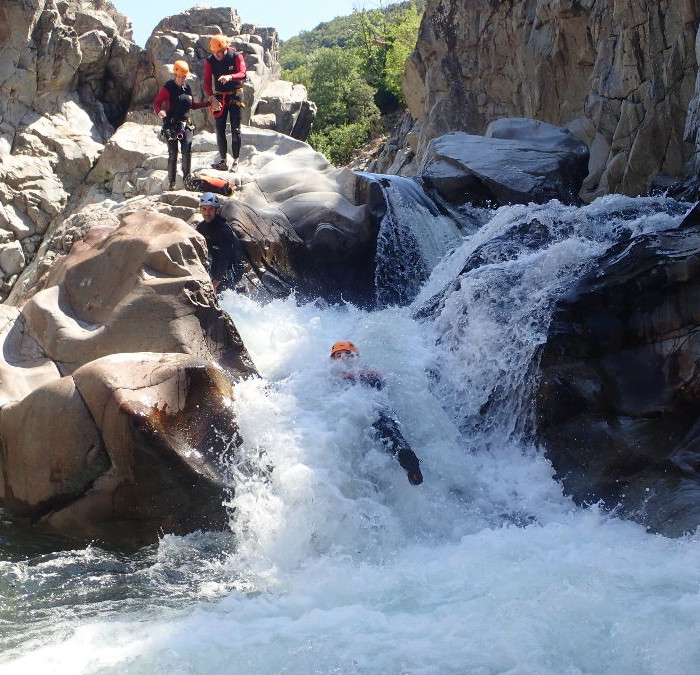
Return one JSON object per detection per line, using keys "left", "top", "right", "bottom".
{"left": 203, "top": 34, "right": 247, "bottom": 173}
{"left": 196, "top": 192, "right": 244, "bottom": 293}
{"left": 330, "top": 341, "right": 423, "bottom": 485}
{"left": 153, "top": 60, "right": 211, "bottom": 190}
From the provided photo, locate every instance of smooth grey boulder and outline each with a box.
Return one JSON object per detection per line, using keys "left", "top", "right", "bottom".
{"left": 420, "top": 119, "right": 589, "bottom": 206}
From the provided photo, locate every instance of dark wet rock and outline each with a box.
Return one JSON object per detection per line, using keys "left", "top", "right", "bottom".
{"left": 219, "top": 198, "right": 304, "bottom": 300}
{"left": 414, "top": 216, "right": 564, "bottom": 321}
{"left": 536, "top": 201, "right": 700, "bottom": 536}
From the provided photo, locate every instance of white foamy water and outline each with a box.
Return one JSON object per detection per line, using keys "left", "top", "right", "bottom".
{"left": 1, "top": 196, "right": 700, "bottom": 674}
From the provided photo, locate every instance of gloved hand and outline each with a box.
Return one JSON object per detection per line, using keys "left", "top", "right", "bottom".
{"left": 397, "top": 448, "right": 423, "bottom": 485}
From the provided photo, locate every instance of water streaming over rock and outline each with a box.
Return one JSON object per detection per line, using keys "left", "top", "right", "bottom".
{"left": 1, "top": 190, "right": 700, "bottom": 674}
{"left": 372, "top": 175, "right": 466, "bottom": 308}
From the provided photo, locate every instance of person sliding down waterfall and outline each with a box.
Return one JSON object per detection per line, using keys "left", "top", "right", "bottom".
{"left": 330, "top": 341, "right": 423, "bottom": 485}
{"left": 153, "top": 60, "right": 211, "bottom": 191}
{"left": 204, "top": 34, "right": 247, "bottom": 173}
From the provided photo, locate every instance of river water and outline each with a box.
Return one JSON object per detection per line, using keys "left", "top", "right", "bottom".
{"left": 1, "top": 194, "right": 700, "bottom": 673}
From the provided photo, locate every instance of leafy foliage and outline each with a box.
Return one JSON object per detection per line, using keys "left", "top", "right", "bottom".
{"left": 280, "top": 1, "right": 424, "bottom": 165}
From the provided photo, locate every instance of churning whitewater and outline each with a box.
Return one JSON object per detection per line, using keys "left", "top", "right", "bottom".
{"left": 1, "top": 195, "right": 700, "bottom": 674}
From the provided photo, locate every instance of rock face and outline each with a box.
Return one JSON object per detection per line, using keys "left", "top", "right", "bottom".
{"left": 0, "top": 1, "right": 315, "bottom": 303}
{"left": 536, "top": 202, "right": 700, "bottom": 536}
{"left": 0, "top": 211, "right": 257, "bottom": 548}
{"left": 0, "top": 0, "right": 140, "bottom": 301}
{"left": 131, "top": 5, "right": 316, "bottom": 140}
{"left": 394, "top": 0, "right": 700, "bottom": 201}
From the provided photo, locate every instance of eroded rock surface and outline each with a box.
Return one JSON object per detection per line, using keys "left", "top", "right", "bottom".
{"left": 81, "top": 125, "right": 379, "bottom": 305}
{"left": 0, "top": 210, "right": 256, "bottom": 548}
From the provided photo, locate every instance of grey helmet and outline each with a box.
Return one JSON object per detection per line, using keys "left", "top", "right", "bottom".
{"left": 199, "top": 192, "right": 223, "bottom": 208}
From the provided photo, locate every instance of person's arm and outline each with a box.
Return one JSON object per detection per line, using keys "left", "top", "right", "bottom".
{"left": 203, "top": 60, "right": 222, "bottom": 112}
{"left": 232, "top": 51, "right": 247, "bottom": 81}
{"left": 202, "top": 59, "right": 216, "bottom": 99}
{"left": 208, "top": 232, "right": 230, "bottom": 284}
{"left": 191, "top": 100, "right": 211, "bottom": 110}
{"left": 213, "top": 226, "right": 240, "bottom": 281}
{"left": 202, "top": 59, "right": 214, "bottom": 98}
{"left": 359, "top": 370, "right": 385, "bottom": 389}
{"left": 153, "top": 86, "right": 169, "bottom": 117}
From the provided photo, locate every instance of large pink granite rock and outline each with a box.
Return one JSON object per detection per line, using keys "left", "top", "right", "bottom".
{"left": 0, "top": 210, "right": 256, "bottom": 549}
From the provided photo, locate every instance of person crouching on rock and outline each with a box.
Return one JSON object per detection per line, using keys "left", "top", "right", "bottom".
{"left": 197, "top": 192, "right": 245, "bottom": 293}
{"left": 204, "top": 34, "right": 247, "bottom": 173}
{"left": 330, "top": 340, "right": 423, "bottom": 486}
{"left": 153, "top": 60, "right": 211, "bottom": 191}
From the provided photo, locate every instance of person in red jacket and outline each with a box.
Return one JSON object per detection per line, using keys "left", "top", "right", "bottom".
{"left": 330, "top": 341, "right": 424, "bottom": 485}
{"left": 153, "top": 60, "right": 211, "bottom": 190}
{"left": 203, "top": 34, "right": 247, "bottom": 173}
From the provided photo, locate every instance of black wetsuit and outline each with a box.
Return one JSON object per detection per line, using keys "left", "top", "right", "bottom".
{"left": 196, "top": 214, "right": 244, "bottom": 287}
{"left": 154, "top": 80, "right": 208, "bottom": 185}
{"left": 205, "top": 49, "right": 246, "bottom": 162}
{"left": 343, "top": 370, "right": 423, "bottom": 485}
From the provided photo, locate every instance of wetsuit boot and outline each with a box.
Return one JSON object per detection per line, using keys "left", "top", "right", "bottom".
{"left": 397, "top": 448, "right": 423, "bottom": 485}
{"left": 372, "top": 410, "right": 423, "bottom": 486}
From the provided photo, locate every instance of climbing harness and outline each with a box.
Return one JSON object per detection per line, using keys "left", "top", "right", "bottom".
{"left": 211, "top": 89, "right": 245, "bottom": 118}
{"left": 161, "top": 119, "right": 194, "bottom": 141}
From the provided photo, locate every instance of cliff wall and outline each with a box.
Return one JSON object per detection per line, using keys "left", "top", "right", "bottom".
{"left": 395, "top": 0, "right": 700, "bottom": 200}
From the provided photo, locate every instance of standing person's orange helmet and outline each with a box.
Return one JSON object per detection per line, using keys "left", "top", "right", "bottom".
{"left": 330, "top": 341, "right": 359, "bottom": 359}
{"left": 173, "top": 60, "right": 190, "bottom": 76}
{"left": 209, "top": 34, "right": 229, "bottom": 52}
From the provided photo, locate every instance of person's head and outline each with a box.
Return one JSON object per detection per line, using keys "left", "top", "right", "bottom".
{"left": 199, "top": 192, "right": 223, "bottom": 222}
{"left": 330, "top": 341, "right": 359, "bottom": 360}
{"left": 173, "top": 60, "right": 189, "bottom": 85}
{"left": 209, "top": 34, "right": 228, "bottom": 60}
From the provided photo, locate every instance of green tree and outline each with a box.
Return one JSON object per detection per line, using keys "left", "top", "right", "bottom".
{"left": 279, "top": 1, "right": 424, "bottom": 164}
{"left": 383, "top": 4, "right": 422, "bottom": 102}
{"left": 348, "top": 7, "right": 389, "bottom": 91}
{"left": 303, "top": 47, "right": 380, "bottom": 163}
{"left": 307, "top": 47, "right": 379, "bottom": 129}
{"left": 310, "top": 122, "right": 371, "bottom": 165}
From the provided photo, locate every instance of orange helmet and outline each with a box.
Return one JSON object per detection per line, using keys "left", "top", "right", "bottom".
{"left": 330, "top": 341, "right": 359, "bottom": 359}
{"left": 209, "top": 34, "right": 229, "bottom": 52}
{"left": 173, "top": 60, "right": 190, "bottom": 76}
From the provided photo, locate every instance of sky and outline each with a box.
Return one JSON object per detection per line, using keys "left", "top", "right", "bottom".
{"left": 111, "top": 1, "right": 390, "bottom": 45}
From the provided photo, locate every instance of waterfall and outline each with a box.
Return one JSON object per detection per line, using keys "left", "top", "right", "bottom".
{"left": 371, "top": 175, "right": 468, "bottom": 307}
{"left": 2, "top": 195, "right": 700, "bottom": 674}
